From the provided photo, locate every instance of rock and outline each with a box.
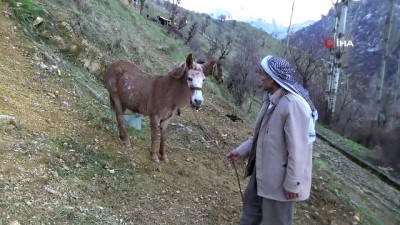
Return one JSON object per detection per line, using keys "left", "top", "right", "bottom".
{"left": 61, "top": 21, "right": 74, "bottom": 35}
{"left": 52, "top": 35, "right": 67, "bottom": 50}
{"left": 47, "top": 92, "right": 56, "bottom": 98}
{"left": 3, "top": 10, "right": 12, "bottom": 19}
{"left": 50, "top": 170, "right": 59, "bottom": 178}
{"left": 48, "top": 65, "right": 61, "bottom": 75}
{"left": 9, "top": 220, "right": 20, "bottom": 225}
{"left": 89, "top": 61, "right": 101, "bottom": 73}
{"left": 33, "top": 17, "right": 44, "bottom": 27}
{"left": 2, "top": 96, "right": 9, "bottom": 102}
{"left": 0, "top": 115, "right": 19, "bottom": 129}
{"left": 69, "top": 44, "right": 80, "bottom": 53}
{"left": 330, "top": 221, "right": 338, "bottom": 225}
{"left": 45, "top": 186, "right": 58, "bottom": 195}
{"left": 43, "top": 51, "right": 60, "bottom": 64}
{"left": 39, "top": 62, "right": 48, "bottom": 70}
{"left": 83, "top": 58, "right": 101, "bottom": 74}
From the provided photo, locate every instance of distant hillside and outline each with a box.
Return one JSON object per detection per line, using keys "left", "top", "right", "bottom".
{"left": 245, "top": 18, "right": 316, "bottom": 39}
{"left": 148, "top": 0, "right": 285, "bottom": 62}
{"left": 290, "top": 0, "right": 400, "bottom": 105}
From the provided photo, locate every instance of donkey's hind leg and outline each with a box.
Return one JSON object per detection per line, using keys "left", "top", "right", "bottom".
{"left": 110, "top": 94, "right": 131, "bottom": 147}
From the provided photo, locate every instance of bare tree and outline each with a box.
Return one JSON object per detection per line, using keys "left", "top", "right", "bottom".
{"left": 218, "top": 35, "right": 233, "bottom": 61}
{"left": 185, "top": 22, "right": 197, "bottom": 45}
{"left": 324, "top": 0, "right": 339, "bottom": 124}
{"left": 288, "top": 43, "right": 324, "bottom": 89}
{"left": 284, "top": 0, "right": 296, "bottom": 57}
{"left": 231, "top": 20, "right": 237, "bottom": 29}
{"left": 218, "top": 14, "right": 226, "bottom": 23}
{"left": 200, "top": 18, "right": 210, "bottom": 35}
{"left": 245, "top": 73, "right": 261, "bottom": 115}
{"left": 375, "top": 0, "right": 396, "bottom": 127}
{"left": 393, "top": 56, "right": 400, "bottom": 110}
{"left": 325, "top": 0, "right": 349, "bottom": 126}
{"left": 205, "top": 34, "right": 220, "bottom": 56}
{"left": 177, "top": 12, "right": 188, "bottom": 30}
{"left": 226, "top": 35, "right": 259, "bottom": 107}
{"left": 390, "top": 6, "right": 400, "bottom": 109}
{"left": 167, "top": 0, "right": 182, "bottom": 34}
{"left": 139, "top": 0, "right": 146, "bottom": 15}
{"left": 188, "top": 36, "right": 201, "bottom": 53}
{"left": 334, "top": 74, "right": 355, "bottom": 124}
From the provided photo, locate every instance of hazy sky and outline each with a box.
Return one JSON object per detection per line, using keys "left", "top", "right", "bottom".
{"left": 180, "top": 0, "right": 335, "bottom": 26}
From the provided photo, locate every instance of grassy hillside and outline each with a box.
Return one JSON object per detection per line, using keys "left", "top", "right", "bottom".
{"left": 6, "top": 0, "right": 283, "bottom": 120}
{"left": 1, "top": 0, "right": 400, "bottom": 224}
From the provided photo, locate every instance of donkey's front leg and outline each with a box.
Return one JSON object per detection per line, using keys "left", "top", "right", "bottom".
{"left": 159, "top": 118, "right": 172, "bottom": 163}
{"left": 149, "top": 116, "right": 161, "bottom": 162}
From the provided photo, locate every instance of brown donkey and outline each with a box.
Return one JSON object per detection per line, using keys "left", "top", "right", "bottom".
{"left": 176, "top": 59, "right": 224, "bottom": 116}
{"left": 197, "top": 59, "right": 224, "bottom": 84}
{"left": 103, "top": 54, "right": 205, "bottom": 162}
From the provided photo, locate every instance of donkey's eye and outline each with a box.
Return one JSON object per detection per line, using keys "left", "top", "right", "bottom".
{"left": 187, "top": 77, "right": 193, "bottom": 82}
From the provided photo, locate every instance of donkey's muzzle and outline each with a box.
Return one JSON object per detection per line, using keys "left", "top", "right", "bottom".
{"left": 190, "top": 99, "right": 202, "bottom": 109}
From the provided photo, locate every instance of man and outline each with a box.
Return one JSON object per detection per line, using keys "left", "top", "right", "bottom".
{"left": 226, "top": 55, "right": 318, "bottom": 225}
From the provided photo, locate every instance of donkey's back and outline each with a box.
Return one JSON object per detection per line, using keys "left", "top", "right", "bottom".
{"left": 104, "top": 61, "right": 156, "bottom": 116}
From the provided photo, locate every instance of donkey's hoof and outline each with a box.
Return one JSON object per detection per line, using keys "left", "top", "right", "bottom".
{"left": 123, "top": 140, "right": 131, "bottom": 148}
{"left": 151, "top": 154, "right": 160, "bottom": 162}
{"left": 161, "top": 156, "right": 169, "bottom": 163}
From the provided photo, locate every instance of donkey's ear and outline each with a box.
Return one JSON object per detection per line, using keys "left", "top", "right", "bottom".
{"left": 186, "top": 53, "right": 193, "bottom": 69}
{"left": 212, "top": 64, "right": 218, "bottom": 76}
{"left": 170, "top": 67, "right": 186, "bottom": 79}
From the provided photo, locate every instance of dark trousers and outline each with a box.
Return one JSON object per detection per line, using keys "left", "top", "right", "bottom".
{"left": 239, "top": 168, "right": 294, "bottom": 225}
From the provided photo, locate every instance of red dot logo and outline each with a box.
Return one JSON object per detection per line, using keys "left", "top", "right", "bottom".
{"left": 324, "top": 37, "right": 335, "bottom": 49}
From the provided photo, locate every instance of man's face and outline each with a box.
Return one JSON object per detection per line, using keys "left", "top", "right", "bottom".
{"left": 259, "top": 69, "right": 275, "bottom": 92}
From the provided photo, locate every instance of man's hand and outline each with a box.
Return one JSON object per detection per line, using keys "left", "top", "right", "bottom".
{"left": 285, "top": 190, "right": 299, "bottom": 200}
{"left": 226, "top": 150, "right": 241, "bottom": 163}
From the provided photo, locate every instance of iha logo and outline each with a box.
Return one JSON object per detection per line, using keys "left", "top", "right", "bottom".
{"left": 324, "top": 37, "right": 354, "bottom": 49}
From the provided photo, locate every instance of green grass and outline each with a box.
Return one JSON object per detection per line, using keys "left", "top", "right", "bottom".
{"left": 127, "top": 116, "right": 151, "bottom": 139}
{"left": 314, "top": 159, "right": 386, "bottom": 225}
{"left": 314, "top": 159, "right": 330, "bottom": 171}
{"left": 246, "top": 97, "right": 262, "bottom": 119}
{"left": 354, "top": 204, "right": 384, "bottom": 225}
{"left": 6, "top": 0, "right": 49, "bottom": 39}
{"left": 7, "top": 0, "right": 45, "bottom": 23}
{"left": 48, "top": 205, "right": 122, "bottom": 224}
{"left": 49, "top": 137, "right": 137, "bottom": 181}
{"left": 317, "top": 123, "right": 369, "bottom": 158}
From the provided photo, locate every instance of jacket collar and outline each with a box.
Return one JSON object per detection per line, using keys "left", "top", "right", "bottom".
{"left": 263, "top": 88, "right": 286, "bottom": 105}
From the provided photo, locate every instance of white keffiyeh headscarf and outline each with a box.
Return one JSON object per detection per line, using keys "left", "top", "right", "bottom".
{"left": 260, "top": 55, "right": 318, "bottom": 144}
